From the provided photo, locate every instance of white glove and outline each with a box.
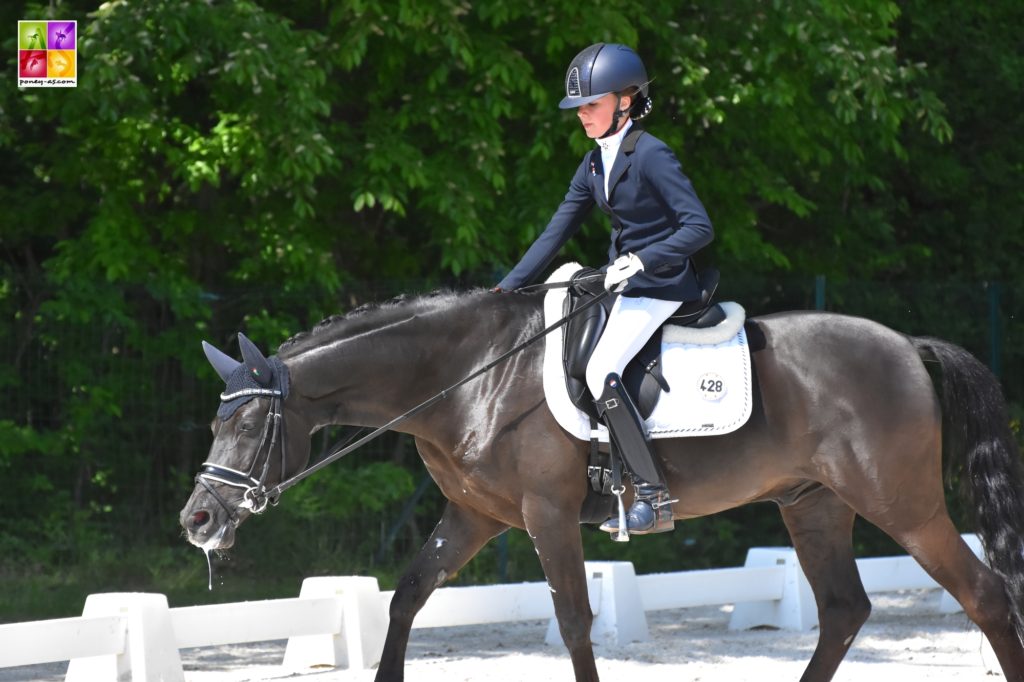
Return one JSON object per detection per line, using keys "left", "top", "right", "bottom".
{"left": 604, "top": 253, "right": 645, "bottom": 292}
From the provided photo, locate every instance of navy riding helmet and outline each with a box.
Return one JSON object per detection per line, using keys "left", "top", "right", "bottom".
{"left": 559, "top": 43, "right": 652, "bottom": 133}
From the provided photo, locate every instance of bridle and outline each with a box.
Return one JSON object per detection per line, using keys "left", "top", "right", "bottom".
{"left": 196, "top": 387, "right": 286, "bottom": 524}
{"left": 194, "top": 277, "right": 609, "bottom": 521}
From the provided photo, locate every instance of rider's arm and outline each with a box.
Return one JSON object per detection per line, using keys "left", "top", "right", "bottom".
{"left": 633, "top": 143, "right": 713, "bottom": 272}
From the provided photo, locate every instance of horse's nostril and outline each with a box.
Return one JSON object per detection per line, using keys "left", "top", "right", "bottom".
{"left": 191, "top": 510, "right": 211, "bottom": 529}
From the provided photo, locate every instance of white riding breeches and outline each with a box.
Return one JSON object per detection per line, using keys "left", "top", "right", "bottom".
{"left": 585, "top": 295, "right": 682, "bottom": 400}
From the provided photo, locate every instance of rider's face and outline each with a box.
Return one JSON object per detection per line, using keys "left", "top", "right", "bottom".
{"left": 577, "top": 93, "right": 631, "bottom": 139}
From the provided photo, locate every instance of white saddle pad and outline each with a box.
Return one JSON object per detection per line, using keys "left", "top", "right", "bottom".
{"left": 542, "top": 263, "right": 753, "bottom": 442}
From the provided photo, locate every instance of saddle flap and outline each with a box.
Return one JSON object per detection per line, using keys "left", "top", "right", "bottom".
{"left": 562, "top": 268, "right": 610, "bottom": 422}
{"left": 561, "top": 266, "right": 722, "bottom": 420}
{"left": 563, "top": 296, "right": 609, "bottom": 381}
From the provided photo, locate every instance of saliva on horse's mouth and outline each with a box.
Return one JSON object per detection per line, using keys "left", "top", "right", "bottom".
{"left": 201, "top": 524, "right": 231, "bottom": 549}
{"left": 187, "top": 517, "right": 236, "bottom": 550}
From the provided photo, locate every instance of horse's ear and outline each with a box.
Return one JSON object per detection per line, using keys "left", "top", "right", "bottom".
{"left": 202, "top": 340, "right": 240, "bottom": 383}
{"left": 237, "top": 332, "right": 273, "bottom": 387}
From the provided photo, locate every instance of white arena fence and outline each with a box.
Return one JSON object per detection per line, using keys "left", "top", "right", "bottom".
{"left": 0, "top": 534, "right": 983, "bottom": 681}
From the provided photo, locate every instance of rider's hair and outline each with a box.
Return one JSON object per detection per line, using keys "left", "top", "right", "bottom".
{"left": 619, "top": 85, "right": 652, "bottom": 121}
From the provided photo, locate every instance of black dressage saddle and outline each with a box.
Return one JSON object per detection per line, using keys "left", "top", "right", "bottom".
{"left": 561, "top": 266, "right": 724, "bottom": 422}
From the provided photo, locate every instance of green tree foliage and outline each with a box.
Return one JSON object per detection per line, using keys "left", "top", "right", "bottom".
{"left": 282, "top": 0, "right": 957, "bottom": 279}
{"left": 884, "top": 1, "right": 1024, "bottom": 280}
{"left": 0, "top": 0, "right": 1020, "bottom": 600}
{"left": 2, "top": 0, "right": 345, "bottom": 569}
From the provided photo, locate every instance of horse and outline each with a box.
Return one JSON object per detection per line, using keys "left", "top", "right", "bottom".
{"left": 179, "top": 287, "right": 1024, "bottom": 681}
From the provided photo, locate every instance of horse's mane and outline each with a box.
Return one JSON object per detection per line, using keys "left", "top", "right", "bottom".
{"left": 277, "top": 288, "right": 490, "bottom": 358}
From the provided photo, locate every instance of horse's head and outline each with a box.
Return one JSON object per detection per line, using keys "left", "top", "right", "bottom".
{"left": 179, "top": 333, "right": 312, "bottom": 550}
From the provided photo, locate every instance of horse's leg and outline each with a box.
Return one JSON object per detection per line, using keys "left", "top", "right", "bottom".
{"left": 522, "top": 492, "right": 600, "bottom": 682}
{"left": 376, "top": 500, "right": 507, "bottom": 682}
{"left": 883, "top": 513, "right": 1024, "bottom": 679}
{"left": 779, "top": 486, "right": 871, "bottom": 682}
{"left": 824, "top": 419, "right": 1024, "bottom": 676}
{"left": 832, "top": 442, "right": 1024, "bottom": 676}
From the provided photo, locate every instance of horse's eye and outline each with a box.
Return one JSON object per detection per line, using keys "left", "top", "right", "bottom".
{"left": 239, "top": 421, "right": 256, "bottom": 432}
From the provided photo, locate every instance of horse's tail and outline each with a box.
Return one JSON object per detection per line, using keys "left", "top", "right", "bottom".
{"left": 913, "top": 335, "right": 1024, "bottom": 638}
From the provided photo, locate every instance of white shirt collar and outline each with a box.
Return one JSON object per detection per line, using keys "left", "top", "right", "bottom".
{"left": 596, "top": 118, "right": 633, "bottom": 153}
{"left": 597, "top": 119, "right": 632, "bottom": 200}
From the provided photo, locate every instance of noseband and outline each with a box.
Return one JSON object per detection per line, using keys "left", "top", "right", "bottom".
{"left": 196, "top": 387, "right": 286, "bottom": 524}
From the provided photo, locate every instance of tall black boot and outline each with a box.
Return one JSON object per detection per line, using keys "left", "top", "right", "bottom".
{"left": 594, "top": 373, "right": 675, "bottom": 535}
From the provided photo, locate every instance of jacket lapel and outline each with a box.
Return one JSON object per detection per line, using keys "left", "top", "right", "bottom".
{"left": 588, "top": 150, "right": 611, "bottom": 212}
{"left": 607, "top": 127, "right": 644, "bottom": 203}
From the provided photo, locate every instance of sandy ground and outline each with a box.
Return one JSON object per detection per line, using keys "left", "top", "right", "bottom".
{"left": 4, "top": 589, "right": 1002, "bottom": 682}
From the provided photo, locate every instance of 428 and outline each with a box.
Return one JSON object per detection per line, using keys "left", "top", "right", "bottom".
{"left": 701, "top": 378, "right": 724, "bottom": 393}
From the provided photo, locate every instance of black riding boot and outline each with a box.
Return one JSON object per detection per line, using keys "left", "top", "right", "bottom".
{"left": 599, "top": 482, "right": 675, "bottom": 535}
{"left": 594, "top": 372, "right": 676, "bottom": 536}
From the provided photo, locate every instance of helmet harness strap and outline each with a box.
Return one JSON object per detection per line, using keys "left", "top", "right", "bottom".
{"left": 599, "top": 94, "right": 629, "bottom": 139}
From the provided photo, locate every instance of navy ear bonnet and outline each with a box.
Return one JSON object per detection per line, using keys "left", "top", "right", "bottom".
{"left": 202, "top": 333, "right": 290, "bottom": 420}
{"left": 217, "top": 356, "right": 289, "bottom": 419}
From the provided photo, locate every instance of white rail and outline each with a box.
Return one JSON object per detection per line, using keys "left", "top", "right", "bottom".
{"left": 0, "top": 615, "right": 125, "bottom": 667}
{"left": 0, "top": 534, "right": 982, "bottom": 682}
{"left": 171, "top": 597, "right": 341, "bottom": 649}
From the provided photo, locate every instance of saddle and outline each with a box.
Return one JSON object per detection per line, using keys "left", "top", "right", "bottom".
{"left": 562, "top": 266, "right": 724, "bottom": 422}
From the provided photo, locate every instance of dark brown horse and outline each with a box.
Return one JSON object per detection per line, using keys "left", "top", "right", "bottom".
{"left": 179, "top": 289, "right": 1024, "bottom": 681}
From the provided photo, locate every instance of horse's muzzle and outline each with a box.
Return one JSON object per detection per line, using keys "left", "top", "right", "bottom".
{"left": 183, "top": 515, "right": 236, "bottom": 550}
{"left": 180, "top": 492, "right": 239, "bottom": 549}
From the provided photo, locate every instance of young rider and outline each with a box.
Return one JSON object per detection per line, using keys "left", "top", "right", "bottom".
{"left": 494, "top": 43, "right": 714, "bottom": 535}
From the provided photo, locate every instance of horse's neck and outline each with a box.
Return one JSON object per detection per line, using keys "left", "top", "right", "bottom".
{"left": 286, "top": 294, "right": 540, "bottom": 436}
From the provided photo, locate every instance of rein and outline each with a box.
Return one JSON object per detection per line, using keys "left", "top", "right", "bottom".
{"left": 201, "top": 280, "right": 609, "bottom": 516}
{"left": 511, "top": 273, "right": 603, "bottom": 292}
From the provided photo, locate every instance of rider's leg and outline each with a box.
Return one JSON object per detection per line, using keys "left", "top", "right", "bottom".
{"left": 585, "top": 295, "right": 680, "bottom": 535}
{"left": 596, "top": 371, "right": 676, "bottom": 534}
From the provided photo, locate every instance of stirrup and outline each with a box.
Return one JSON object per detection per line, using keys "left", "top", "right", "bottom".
{"left": 599, "top": 485, "right": 676, "bottom": 536}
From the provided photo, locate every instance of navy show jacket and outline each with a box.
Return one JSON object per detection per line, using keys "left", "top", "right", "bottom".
{"left": 497, "top": 127, "right": 713, "bottom": 301}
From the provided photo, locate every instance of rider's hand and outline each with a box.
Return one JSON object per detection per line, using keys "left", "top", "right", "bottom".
{"left": 490, "top": 286, "right": 504, "bottom": 293}
{"left": 604, "top": 253, "right": 644, "bottom": 293}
